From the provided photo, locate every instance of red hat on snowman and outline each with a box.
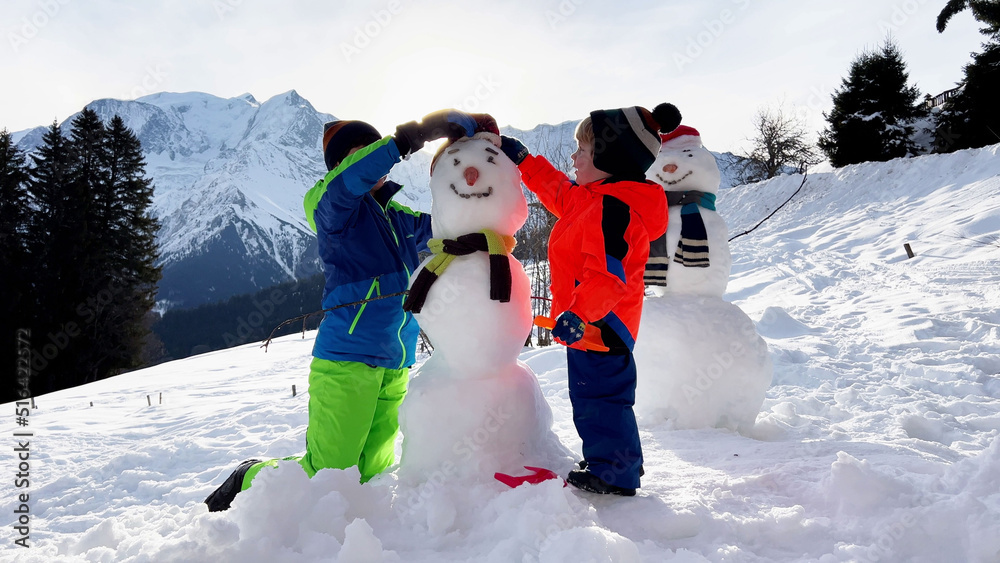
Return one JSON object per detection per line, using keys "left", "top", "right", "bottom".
{"left": 659, "top": 125, "right": 702, "bottom": 145}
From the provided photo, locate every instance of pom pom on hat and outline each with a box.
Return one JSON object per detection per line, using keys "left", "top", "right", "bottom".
{"left": 652, "top": 103, "right": 682, "bottom": 134}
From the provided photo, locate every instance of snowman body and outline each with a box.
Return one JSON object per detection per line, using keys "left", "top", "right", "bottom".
{"left": 398, "top": 136, "right": 568, "bottom": 482}
{"left": 645, "top": 132, "right": 731, "bottom": 296}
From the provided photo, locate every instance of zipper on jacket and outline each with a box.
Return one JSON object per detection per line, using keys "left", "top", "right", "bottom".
{"left": 379, "top": 201, "right": 408, "bottom": 368}
{"left": 380, "top": 203, "right": 401, "bottom": 247}
{"left": 349, "top": 277, "right": 380, "bottom": 335}
{"left": 395, "top": 263, "right": 410, "bottom": 369}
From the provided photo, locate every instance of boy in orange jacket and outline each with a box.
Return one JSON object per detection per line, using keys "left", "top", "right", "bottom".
{"left": 501, "top": 104, "right": 680, "bottom": 495}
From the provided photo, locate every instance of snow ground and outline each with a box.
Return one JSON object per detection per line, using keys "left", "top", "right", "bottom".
{"left": 2, "top": 144, "right": 1000, "bottom": 562}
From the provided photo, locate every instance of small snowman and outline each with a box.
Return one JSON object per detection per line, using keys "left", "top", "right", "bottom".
{"left": 398, "top": 116, "right": 568, "bottom": 483}
{"left": 644, "top": 126, "right": 732, "bottom": 297}
{"left": 635, "top": 125, "right": 771, "bottom": 432}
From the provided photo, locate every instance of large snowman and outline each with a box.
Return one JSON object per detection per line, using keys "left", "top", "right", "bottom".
{"left": 635, "top": 125, "right": 772, "bottom": 433}
{"left": 643, "top": 125, "right": 732, "bottom": 295}
{"left": 397, "top": 118, "right": 569, "bottom": 483}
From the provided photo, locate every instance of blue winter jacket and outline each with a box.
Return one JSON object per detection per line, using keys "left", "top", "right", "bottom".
{"left": 304, "top": 136, "right": 432, "bottom": 369}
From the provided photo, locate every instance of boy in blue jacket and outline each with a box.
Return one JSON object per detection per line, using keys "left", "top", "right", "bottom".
{"left": 206, "top": 110, "right": 476, "bottom": 511}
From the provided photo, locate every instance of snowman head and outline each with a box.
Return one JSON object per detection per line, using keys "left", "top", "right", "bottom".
{"left": 646, "top": 126, "right": 721, "bottom": 195}
{"left": 429, "top": 134, "right": 528, "bottom": 239}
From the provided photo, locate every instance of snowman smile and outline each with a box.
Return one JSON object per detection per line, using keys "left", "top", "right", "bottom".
{"left": 450, "top": 184, "right": 493, "bottom": 199}
{"left": 656, "top": 170, "right": 693, "bottom": 185}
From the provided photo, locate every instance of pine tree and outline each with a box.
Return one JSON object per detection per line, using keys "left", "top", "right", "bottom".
{"left": 0, "top": 130, "right": 32, "bottom": 402}
{"left": 95, "top": 116, "right": 163, "bottom": 374}
{"left": 818, "top": 38, "right": 927, "bottom": 167}
{"left": 936, "top": 0, "right": 1000, "bottom": 36}
{"left": 22, "top": 109, "right": 162, "bottom": 393}
{"left": 934, "top": 1, "right": 1000, "bottom": 151}
{"left": 24, "top": 122, "right": 77, "bottom": 395}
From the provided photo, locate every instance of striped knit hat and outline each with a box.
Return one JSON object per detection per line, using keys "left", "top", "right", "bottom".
{"left": 322, "top": 120, "right": 381, "bottom": 171}
{"left": 591, "top": 103, "right": 681, "bottom": 180}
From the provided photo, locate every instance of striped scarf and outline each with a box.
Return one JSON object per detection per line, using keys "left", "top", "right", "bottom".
{"left": 644, "top": 190, "right": 717, "bottom": 287}
{"left": 402, "top": 230, "right": 516, "bottom": 314}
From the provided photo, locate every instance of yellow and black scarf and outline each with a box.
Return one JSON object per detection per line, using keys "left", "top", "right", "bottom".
{"left": 403, "top": 230, "right": 516, "bottom": 314}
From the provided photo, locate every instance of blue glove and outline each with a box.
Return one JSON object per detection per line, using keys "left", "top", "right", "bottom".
{"left": 500, "top": 135, "right": 530, "bottom": 165}
{"left": 394, "top": 109, "right": 476, "bottom": 157}
{"left": 551, "top": 311, "right": 586, "bottom": 345}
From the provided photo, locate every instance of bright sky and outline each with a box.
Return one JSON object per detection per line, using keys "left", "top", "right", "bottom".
{"left": 0, "top": 0, "right": 987, "bottom": 153}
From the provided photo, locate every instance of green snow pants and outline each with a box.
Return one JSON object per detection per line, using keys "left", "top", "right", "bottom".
{"left": 241, "top": 357, "right": 409, "bottom": 489}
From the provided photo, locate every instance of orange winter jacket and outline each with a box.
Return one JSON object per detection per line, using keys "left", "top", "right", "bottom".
{"left": 519, "top": 154, "right": 668, "bottom": 353}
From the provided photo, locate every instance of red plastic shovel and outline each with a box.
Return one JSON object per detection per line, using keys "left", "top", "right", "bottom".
{"left": 494, "top": 466, "right": 566, "bottom": 488}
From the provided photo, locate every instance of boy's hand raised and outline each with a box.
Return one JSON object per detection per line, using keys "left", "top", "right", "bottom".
{"left": 500, "top": 135, "right": 529, "bottom": 165}
{"left": 418, "top": 109, "right": 476, "bottom": 141}
{"left": 394, "top": 109, "right": 476, "bottom": 157}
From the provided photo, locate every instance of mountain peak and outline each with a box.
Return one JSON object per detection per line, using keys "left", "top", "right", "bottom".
{"left": 237, "top": 92, "right": 259, "bottom": 106}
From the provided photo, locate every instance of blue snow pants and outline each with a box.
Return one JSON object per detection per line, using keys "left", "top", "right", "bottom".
{"left": 567, "top": 347, "right": 643, "bottom": 489}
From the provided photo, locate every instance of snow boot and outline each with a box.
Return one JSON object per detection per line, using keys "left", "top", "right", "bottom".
{"left": 205, "top": 459, "right": 261, "bottom": 512}
{"left": 566, "top": 469, "right": 636, "bottom": 497}
{"left": 577, "top": 460, "right": 644, "bottom": 477}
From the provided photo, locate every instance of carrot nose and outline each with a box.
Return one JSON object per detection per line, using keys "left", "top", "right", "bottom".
{"left": 464, "top": 166, "right": 479, "bottom": 186}
{"left": 663, "top": 163, "right": 678, "bottom": 174}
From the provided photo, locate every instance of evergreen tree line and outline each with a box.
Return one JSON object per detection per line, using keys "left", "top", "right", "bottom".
{"left": 151, "top": 273, "right": 324, "bottom": 361}
{"left": 0, "top": 109, "right": 161, "bottom": 403}
{"left": 817, "top": 3, "right": 1000, "bottom": 167}
{"left": 741, "top": 3, "right": 999, "bottom": 176}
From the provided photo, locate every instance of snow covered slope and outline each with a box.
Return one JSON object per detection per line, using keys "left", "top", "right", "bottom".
{"left": 4, "top": 143, "right": 999, "bottom": 561}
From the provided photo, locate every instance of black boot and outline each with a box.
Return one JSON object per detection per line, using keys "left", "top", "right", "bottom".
{"left": 205, "top": 459, "right": 261, "bottom": 512}
{"left": 577, "top": 460, "right": 644, "bottom": 477}
{"left": 566, "top": 469, "right": 636, "bottom": 497}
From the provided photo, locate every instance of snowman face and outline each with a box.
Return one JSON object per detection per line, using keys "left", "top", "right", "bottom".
{"left": 429, "top": 137, "right": 528, "bottom": 239}
{"left": 646, "top": 137, "right": 721, "bottom": 194}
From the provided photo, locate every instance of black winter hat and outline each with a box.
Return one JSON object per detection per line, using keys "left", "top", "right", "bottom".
{"left": 591, "top": 103, "right": 681, "bottom": 180}
{"left": 322, "top": 120, "right": 382, "bottom": 171}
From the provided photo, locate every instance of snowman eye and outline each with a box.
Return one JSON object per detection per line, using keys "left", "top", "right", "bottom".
{"left": 453, "top": 158, "right": 461, "bottom": 166}
{"left": 487, "top": 155, "right": 496, "bottom": 164}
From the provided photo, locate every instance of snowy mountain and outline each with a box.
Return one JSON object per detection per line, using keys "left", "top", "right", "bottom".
{"left": 15, "top": 91, "right": 331, "bottom": 308}
{"left": 13, "top": 94, "right": 752, "bottom": 309}
{"left": 5, "top": 143, "right": 999, "bottom": 562}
